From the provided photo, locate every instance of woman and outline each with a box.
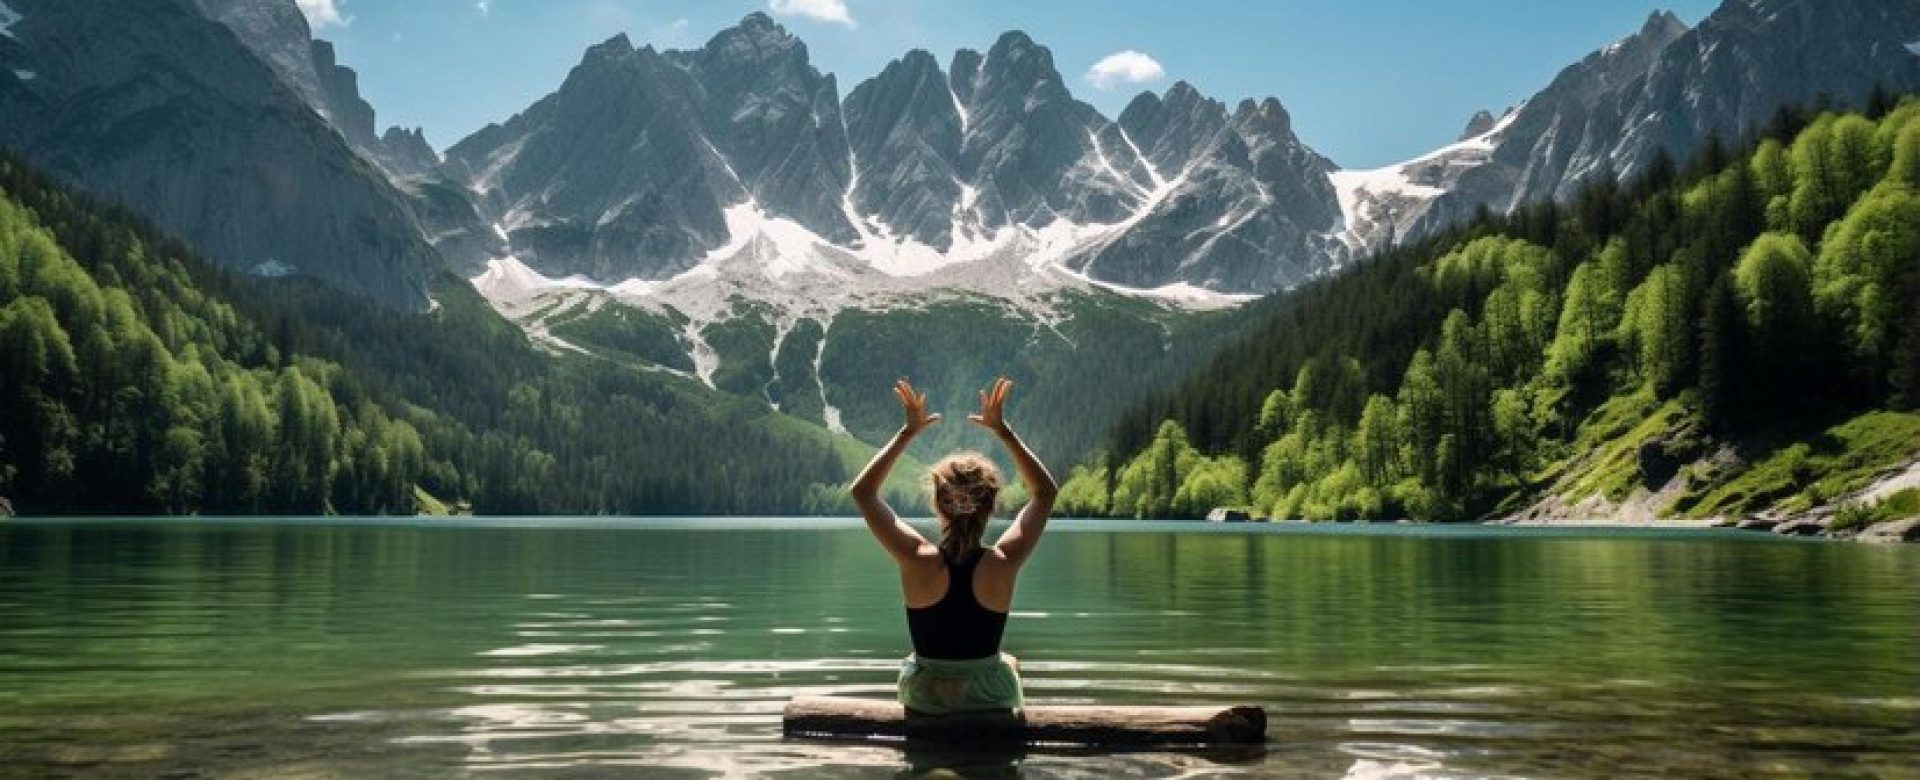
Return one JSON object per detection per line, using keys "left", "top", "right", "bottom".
{"left": 849, "top": 377, "right": 1058, "bottom": 715}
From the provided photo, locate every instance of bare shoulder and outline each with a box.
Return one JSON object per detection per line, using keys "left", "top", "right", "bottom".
{"left": 979, "top": 544, "right": 1020, "bottom": 573}
{"left": 902, "top": 543, "right": 945, "bottom": 572}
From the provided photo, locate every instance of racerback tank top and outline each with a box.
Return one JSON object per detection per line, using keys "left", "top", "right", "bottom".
{"left": 904, "top": 549, "right": 1008, "bottom": 660}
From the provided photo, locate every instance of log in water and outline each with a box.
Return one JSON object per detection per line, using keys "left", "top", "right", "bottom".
{"left": 782, "top": 696, "right": 1268, "bottom": 746}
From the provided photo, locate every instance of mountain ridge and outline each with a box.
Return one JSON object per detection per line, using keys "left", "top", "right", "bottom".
{"left": 442, "top": 13, "right": 1345, "bottom": 303}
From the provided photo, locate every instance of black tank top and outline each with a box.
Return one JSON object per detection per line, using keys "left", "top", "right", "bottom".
{"left": 905, "top": 549, "right": 1008, "bottom": 660}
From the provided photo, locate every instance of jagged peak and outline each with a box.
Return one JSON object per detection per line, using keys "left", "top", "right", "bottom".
{"left": 382, "top": 125, "right": 430, "bottom": 144}
{"left": 1235, "top": 96, "right": 1291, "bottom": 127}
{"left": 702, "top": 11, "right": 803, "bottom": 61}
{"left": 990, "top": 30, "right": 1040, "bottom": 55}
{"left": 738, "top": 11, "right": 780, "bottom": 31}
{"left": 897, "top": 48, "right": 944, "bottom": 74}
{"left": 1164, "top": 80, "right": 1205, "bottom": 103}
{"left": 310, "top": 38, "right": 337, "bottom": 67}
{"left": 582, "top": 33, "right": 635, "bottom": 62}
{"left": 1613, "top": 7, "right": 1689, "bottom": 54}
{"left": 950, "top": 48, "right": 984, "bottom": 102}
{"left": 1458, "top": 109, "right": 1497, "bottom": 141}
{"left": 977, "top": 30, "right": 1063, "bottom": 92}
{"left": 1642, "top": 8, "right": 1688, "bottom": 37}
{"left": 1122, "top": 89, "right": 1163, "bottom": 116}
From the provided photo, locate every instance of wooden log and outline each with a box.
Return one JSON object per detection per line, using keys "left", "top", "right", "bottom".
{"left": 782, "top": 696, "right": 1267, "bottom": 747}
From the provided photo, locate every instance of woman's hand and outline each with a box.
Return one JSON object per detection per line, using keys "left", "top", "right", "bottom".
{"left": 969, "top": 377, "right": 1012, "bottom": 434}
{"left": 894, "top": 379, "right": 940, "bottom": 435}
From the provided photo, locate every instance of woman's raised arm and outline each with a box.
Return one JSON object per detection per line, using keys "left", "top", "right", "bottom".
{"left": 973, "top": 378, "right": 1057, "bottom": 567}
{"left": 850, "top": 379, "right": 939, "bottom": 566}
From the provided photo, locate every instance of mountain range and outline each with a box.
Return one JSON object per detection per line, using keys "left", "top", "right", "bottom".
{"left": 2, "top": 0, "right": 1917, "bottom": 459}
{"left": 1336, "top": 0, "right": 1920, "bottom": 250}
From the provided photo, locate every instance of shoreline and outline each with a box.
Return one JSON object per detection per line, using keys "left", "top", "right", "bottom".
{"left": 1488, "top": 514, "right": 1920, "bottom": 544}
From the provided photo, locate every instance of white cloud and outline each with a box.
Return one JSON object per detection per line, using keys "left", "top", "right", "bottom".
{"left": 295, "top": 0, "right": 349, "bottom": 29}
{"left": 768, "top": 0, "right": 856, "bottom": 28}
{"left": 1085, "top": 50, "right": 1165, "bottom": 90}
{"left": 476, "top": 0, "right": 489, "bottom": 17}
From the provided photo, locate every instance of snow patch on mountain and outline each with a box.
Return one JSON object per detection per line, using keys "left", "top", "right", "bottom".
{"left": 1330, "top": 167, "right": 1445, "bottom": 230}
{"left": 1116, "top": 128, "right": 1168, "bottom": 190}
{"left": 1331, "top": 107, "right": 1518, "bottom": 254}
{"left": 0, "top": 1, "right": 21, "bottom": 38}
{"left": 948, "top": 82, "right": 971, "bottom": 133}
{"left": 12, "top": 70, "right": 33, "bottom": 81}
{"left": 470, "top": 192, "right": 1251, "bottom": 389}
{"left": 1907, "top": 39, "right": 1920, "bottom": 56}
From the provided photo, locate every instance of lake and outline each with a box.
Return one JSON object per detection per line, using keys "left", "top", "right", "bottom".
{"left": 0, "top": 518, "right": 1915, "bottom": 778}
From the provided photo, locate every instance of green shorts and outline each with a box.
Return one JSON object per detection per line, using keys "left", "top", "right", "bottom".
{"left": 896, "top": 653, "right": 1024, "bottom": 715}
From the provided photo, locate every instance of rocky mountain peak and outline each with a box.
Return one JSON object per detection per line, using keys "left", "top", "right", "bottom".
{"left": 1458, "top": 109, "right": 1497, "bottom": 141}
{"left": 1641, "top": 9, "right": 1688, "bottom": 39}
{"left": 1236, "top": 97, "right": 1292, "bottom": 133}
{"left": 381, "top": 125, "right": 439, "bottom": 174}
{"left": 898, "top": 48, "right": 942, "bottom": 73}
{"left": 1163, "top": 80, "right": 1205, "bottom": 104}
{"left": 843, "top": 47, "right": 966, "bottom": 249}
{"left": 699, "top": 12, "right": 804, "bottom": 67}
{"left": 581, "top": 33, "right": 636, "bottom": 66}
{"left": 978, "top": 30, "right": 1065, "bottom": 100}
{"left": 949, "top": 48, "right": 984, "bottom": 102}
{"left": 989, "top": 30, "right": 1042, "bottom": 58}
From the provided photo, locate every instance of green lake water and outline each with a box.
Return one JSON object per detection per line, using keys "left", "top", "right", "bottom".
{"left": 0, "top": 518, "right": 1916, "bottom": 778}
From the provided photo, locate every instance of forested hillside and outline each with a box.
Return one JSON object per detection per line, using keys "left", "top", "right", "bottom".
{"left": 1066, "top": 95, "right": 1920, "bottom": 526}
{"left": 0, "top": 155, "right": 900, "bottom": 516}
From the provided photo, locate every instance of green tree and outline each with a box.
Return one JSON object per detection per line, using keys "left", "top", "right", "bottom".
{"left": 1619, "top": 262, "right": 1691, "bottom": 393}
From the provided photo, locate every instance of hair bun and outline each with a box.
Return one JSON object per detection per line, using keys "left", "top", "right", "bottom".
{"left": 943, "top": 493, "right": 979, "bottom": 516}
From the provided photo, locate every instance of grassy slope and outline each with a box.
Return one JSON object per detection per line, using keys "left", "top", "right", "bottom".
{"left": 1525, "top": 396, "right": 1920, "bottom": 522}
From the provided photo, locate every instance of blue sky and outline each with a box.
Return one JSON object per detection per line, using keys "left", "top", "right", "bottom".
{"left": 316, "top": 0, "right": 1720, "bottom": 169}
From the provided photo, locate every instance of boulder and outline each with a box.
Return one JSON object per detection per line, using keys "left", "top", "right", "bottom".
{"left": 1858, "top": 518, "right": 1920, "bottom": 544}
{"left": 1206, "top": 507, "right": 1252, "bottom": 523}
{"left": 1771, "top": 518, "right": 1827, "bottom": 537}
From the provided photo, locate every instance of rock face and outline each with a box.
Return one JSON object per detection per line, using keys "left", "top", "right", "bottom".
{"left": 444, "top": 34, "right": 742, "bottom": 280}
{"left": 668, "top": 13, "right": 857, "bottom": 243}
{"left": 191, "top": 0, "right": 505, "bottom": 276}
{"left": 444, "top": 14, "right": 865, "bottom": 279}
{"left": 1073, "top": 87, "right": 1342, "bottom": 290}
{"left": 1457, "top": 110, "right": 1498, "bottom": 142}
{"left": 842, "top": 50, "right": 967, "bottom": 249}
{"left": 381, "top": 126, "right": 441, "bottom": 176}
{"left": 1340, "top": 0, "right": 1920, "bottom": 256}
{"left": 448, "top": 15, "right": 1344, "bottom": 294}
{"left": 194, "top": 0, "right": 435, "bottom": 176}
{"left": 947, "top": 32, "right": 1149, "bottom": 232}
{"left": 0, "top": 0, "right": 438, "bottom": 308}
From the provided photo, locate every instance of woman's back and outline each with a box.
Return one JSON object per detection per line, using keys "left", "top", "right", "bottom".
{"left": 905, "top": 550, "right": 1008, "bottom": 660}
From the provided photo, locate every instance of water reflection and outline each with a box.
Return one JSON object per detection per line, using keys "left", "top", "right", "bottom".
{"left": 0, "top": 519, "right": 1916, "bottom": 778}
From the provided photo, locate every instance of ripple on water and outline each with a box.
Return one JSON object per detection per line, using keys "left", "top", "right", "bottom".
{"left": 479, "top": 644, "right": 605, "bottom": 657}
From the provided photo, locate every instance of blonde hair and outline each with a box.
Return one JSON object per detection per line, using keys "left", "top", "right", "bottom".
{"left": 929, "top": 451, "right": 1002, "bottom": 559}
